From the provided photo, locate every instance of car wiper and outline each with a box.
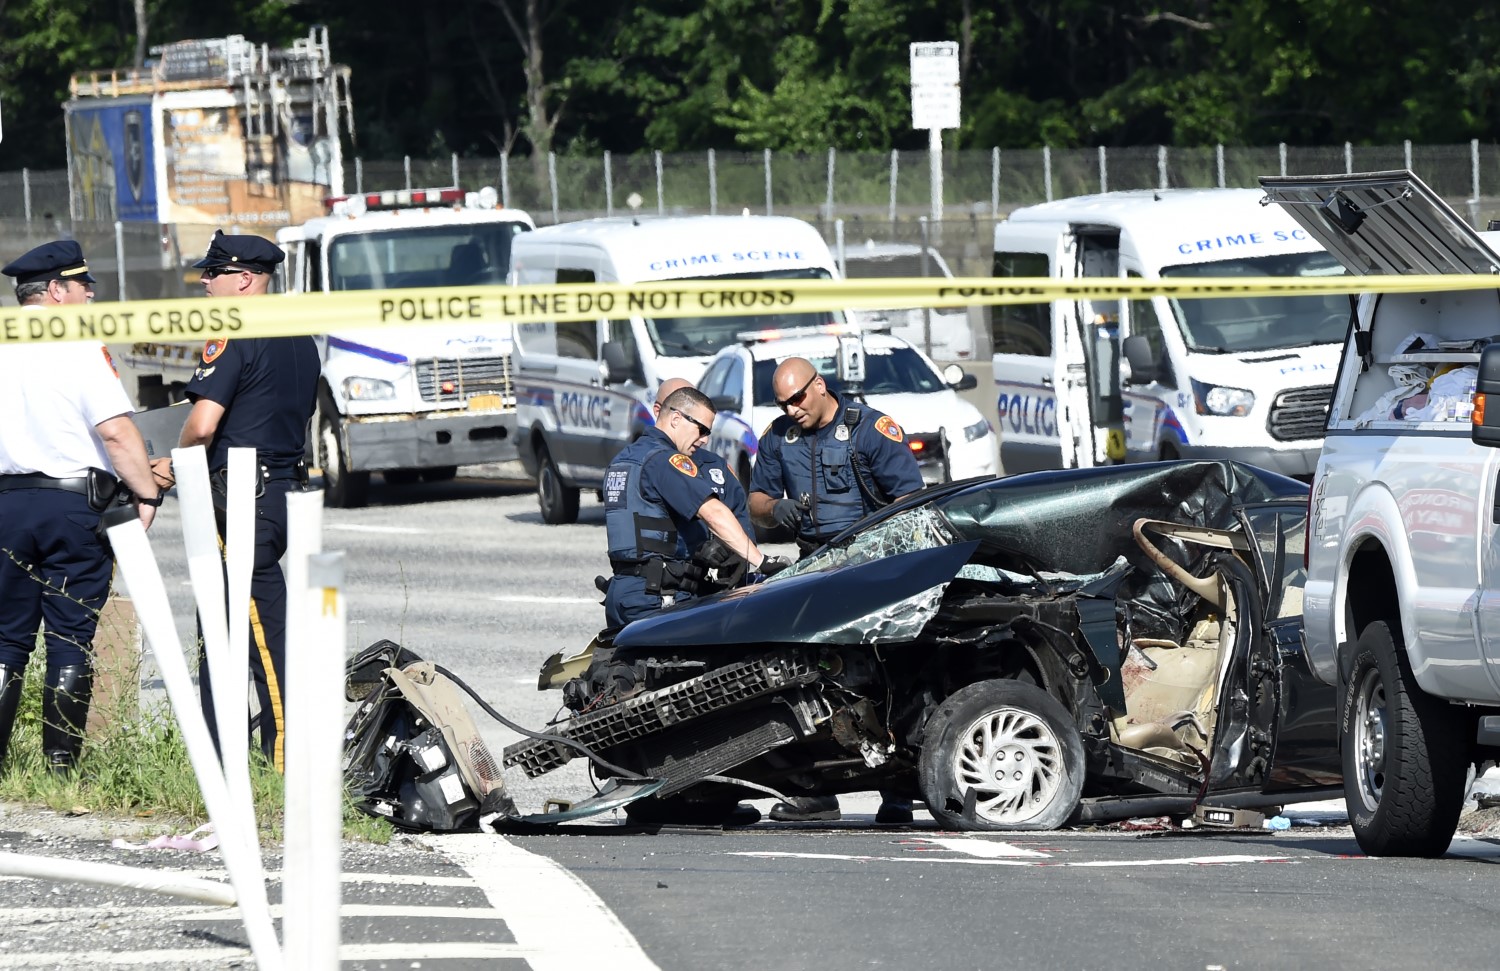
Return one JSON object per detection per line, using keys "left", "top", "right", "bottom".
{"left": 657, "top": 337, "right": 712, "bottom": 355}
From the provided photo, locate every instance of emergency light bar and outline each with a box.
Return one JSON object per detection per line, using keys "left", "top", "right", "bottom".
{"left": 324, "top": 186, "right": 466, "bottom": 215}
{"left": 734, "top": 320, "right": 886, "bottom": 344}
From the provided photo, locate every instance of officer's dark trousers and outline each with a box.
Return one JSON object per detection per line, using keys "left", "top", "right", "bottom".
{"left": 200, "top": 478, "right": 294, "bottom": 772}
{"left": 0, "top": 489, "right": 112, "bottom": 668}
{"left": 604, "top": 575, "right": 666, "bottom": 629}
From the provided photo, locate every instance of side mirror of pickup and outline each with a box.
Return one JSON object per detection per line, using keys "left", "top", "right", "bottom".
{"left": 1122, "top": 334, "right": 1159, "bottom": 385}
{"left": 1472, "top": 344, "right": 1500, "bottom": 448}
{"left": 601, "top": 342, "right": 634, "bottom": 384}
{"left": 942, "top": 363, "right": 978, "bottom": 391}
{"left": 710, "top": 394, "right": 740, "bottom": 414}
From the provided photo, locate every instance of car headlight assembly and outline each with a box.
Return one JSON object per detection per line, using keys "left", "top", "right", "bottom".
{"left": 1191, "top": 379, "right": 1254, "bottom": 417}
{"left": 343, "top": 376, "right": 397, "bottom": 401}
{"left": 962, "top": 418, "right": 991, "bottom": 442}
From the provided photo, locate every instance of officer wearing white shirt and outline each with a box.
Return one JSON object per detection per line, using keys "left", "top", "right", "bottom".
{"left": 0, "top": 241, "right": 161, "bottom": 775}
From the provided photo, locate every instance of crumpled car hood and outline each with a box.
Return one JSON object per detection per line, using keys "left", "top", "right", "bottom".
{"left": 613, "top": 540, "right": 980, "bottom": 650}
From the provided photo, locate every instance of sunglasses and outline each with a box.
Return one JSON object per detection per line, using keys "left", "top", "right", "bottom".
{"left": 672, "top": 408, "right": 712, "bottom": 438}
{"left": 202, "top": 265, "right": 257, "bottom": 279}
{"left": 775, "top": 373, "right": 819, "bottom": 411}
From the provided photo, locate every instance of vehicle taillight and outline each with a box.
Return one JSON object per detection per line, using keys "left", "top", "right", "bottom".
{"left": 909, "top": 440, "right": 926, "bottom": 453}
{"left": 1474, "top": 392, "right": 1487, "bottom": 428}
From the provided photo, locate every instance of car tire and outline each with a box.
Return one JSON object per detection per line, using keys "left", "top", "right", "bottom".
{"left": 317, "top": 395, "right": 370, "bottom": 509}
{"left": 536, "top": 443, "right": 579, "bottom": 525}
{"left": 918, "top": 678, "right": 1085, "bottom": 831}
{"left": 1342, "top": 619, "right": 1468, "bottom": 857}
{"left": 420, "top": 465, "right": 458, "bottom": 482}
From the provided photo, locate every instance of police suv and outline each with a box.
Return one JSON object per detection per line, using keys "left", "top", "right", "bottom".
{"left": 699, "top": 327, "right": 997, "bottom": 489}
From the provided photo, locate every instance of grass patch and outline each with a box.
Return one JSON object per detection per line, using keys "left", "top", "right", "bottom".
{"left": 0, "top": 638, "right": 393, "bottom": 845}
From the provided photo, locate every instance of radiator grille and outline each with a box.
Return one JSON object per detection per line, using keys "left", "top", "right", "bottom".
{"left": 414, "top": 356, "right": 515, "bottom": 406}
{"left": 1267, "top": 384, "right": 1331, "bottom": 441}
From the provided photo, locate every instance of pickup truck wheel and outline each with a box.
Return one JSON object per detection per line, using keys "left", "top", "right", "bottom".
{"left": 1342, "top": 620, "right": 1467, "bottom": 857}
{"left": 318, "top": 399, "right": 370, "bottom": 508}
{"left": 536, "top": 444, "right": 579, "bottom": 524}
{"left": 918, "top": 678, "right": 1084, "bottom": 831}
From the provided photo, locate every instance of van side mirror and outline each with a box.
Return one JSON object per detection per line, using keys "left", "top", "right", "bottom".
{"left": 710, "top": 394, "right": 739, "bottom": 413}
{"left": 601, "top": 342, "right": 633, "bottom": 384}
{"left": 942, "top": 363, "right": 978, "bottom": 391}
{"left": 1472, "top": 345, "right": 1500, "bottom": 448}
{"left": 1123, "top": 334, "right": 1159, "bottom": 385}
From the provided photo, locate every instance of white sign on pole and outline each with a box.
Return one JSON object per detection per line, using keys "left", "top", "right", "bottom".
{"left": 910, "top": 41, "right": 961, "bottom": 131}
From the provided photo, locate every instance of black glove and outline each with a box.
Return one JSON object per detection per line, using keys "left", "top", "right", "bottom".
{"left": 772, "top": 497, "right": 803, "bottom": 529}
{"left": 758, "top": 554, "right": 793, "bottom": 576}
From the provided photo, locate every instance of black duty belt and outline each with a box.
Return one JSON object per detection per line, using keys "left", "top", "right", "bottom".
{"left": 0, "top": 473, "right": 91, "bottom": 497}
{"left": 609, "top": 557, "right": 699, "bottom": 594}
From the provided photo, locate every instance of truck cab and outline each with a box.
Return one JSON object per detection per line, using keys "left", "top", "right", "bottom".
{"left": 277, "top": 187, "right": 534, "bottom": 507}
{"left": 1263, "top": 169, "right": 1500, "bottom": 857}
{"left": 990, "top": 188, "right": 1345, "bottom": 477}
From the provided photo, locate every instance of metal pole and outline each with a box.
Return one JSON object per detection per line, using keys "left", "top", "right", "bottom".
{"left": 403, "top": 155, "right": 411, "bottom": 190}
{"left": 655, "top": 150, "right": 664, "bottom": 215}
{"left": 1044, "top": 146, "right": 1053, "bottom": 202}
{"left": 1216, "top": 144, "right": 1225, "bottom": 188}
{"left": 604, "top": 151, "right": 614, "bottom": 217}
{"left": 1279, "top": 143, "right": 1288, "bottom": 177}
{"left": 500, "top": 153, "right": 510, "bottom": 208}
{"left": 22, "top": 168, "right": 31, "bottom": 225}
{"left": 451, "top": 152, "right": 459, "bottom": 188}
{"left": 548, "top": 150, "right": 559, "bottom": 225}
{"left": 889, "top": 149, "right": 899, "bottom": 226}
{"left": 1158, "top": 146, "right": 1167, "bottom": 190}
{"left": 114, "top": 221, "right": 126, "bottom": 300}
{"left": 708, "top": 148, "right": 717, "bottom": 216}
{"left": 764, "top": 148, "right": 773, "bottom": 215}
{"left": 919, "top": 216, "right": 933, "bottom": 357}
{"left": 354, "top": 157, "right": 363, "bottom": 195}
{"left": 1473, "top": 138, "right": 1481, "bottom": 204}
{"left": 1345, "top": 141, "right": 1353, "bottom": 175}
{"left": 1404, "top": 139, "right": 1413, "bottom": 172}
{"left": 826, "top": 147, "right": 836, "bottom": 221}
{"left": 1098, "top": 146, "right": 1108, "bottom": 194}
{"left": 835, "top": 218, "right": 846, "bottom": 277}
{"left": 928, "top": 130, "right": 943, "bottom": 222}
{"left": 991, "top": 147, "right": 1000, "bottom": 219}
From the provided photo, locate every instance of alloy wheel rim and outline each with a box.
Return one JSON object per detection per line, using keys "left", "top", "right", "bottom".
{"left": 952, "top": 706, "right": 1064, "bottom": 825}
{"left": 1354, "top": 667, "right": 1388, "bottom": 812}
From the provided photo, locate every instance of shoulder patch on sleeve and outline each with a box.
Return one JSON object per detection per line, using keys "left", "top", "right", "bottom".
{"left": 875, "top": 415, "right": 904, "bottom": 442}
{"left": 669, "top": 453, "right": 699, "bottom": 477}
{"left": 202, "top": 338, "right": 229, "bottom": 364}
{"left": 101, "top": 346, "right": 118, "bottom": 377}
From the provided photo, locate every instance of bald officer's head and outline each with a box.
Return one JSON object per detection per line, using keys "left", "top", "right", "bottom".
{"left": 653, "top": 377, "right": 694, "bottom": 421}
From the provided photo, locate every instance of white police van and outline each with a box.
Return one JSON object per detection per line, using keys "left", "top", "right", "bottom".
{"left": 991, "top": 188, "right": 1345, "bottom": 477}
{"left": 699, "top": 327, "right": 996, "bottom": 488}
{"left": 509, "top": 214, "right": 845, "bottom": 523}
{"left": 276, "top": 187, "right": 535, "bottom": 507}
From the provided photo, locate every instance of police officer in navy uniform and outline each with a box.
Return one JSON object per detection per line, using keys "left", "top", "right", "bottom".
{"left": 652, "top": 377, "right": 755, "bottom": 551}
{"left": 0, "top": 241, "right": 162, "bottom": 775}
{"left": 153, "top": 231, "right": 320, "bottom": 772}
{"left": 604, "top": 387, "right": 783, "bottom": 628}
{"left": 748, "top": 355, "right": 925, "bottom": 824}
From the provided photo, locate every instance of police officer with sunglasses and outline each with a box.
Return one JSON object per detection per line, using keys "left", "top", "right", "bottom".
{"left": 747, "top": 354, "right": 924, "bottom": 823}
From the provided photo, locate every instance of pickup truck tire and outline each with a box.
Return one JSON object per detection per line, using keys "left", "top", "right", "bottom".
{"left": 919, "top": 678, "right": 1084, "bottom": 831}
{"left": 536, "top": 443, "right": 579, "bottom": 525}
{"left": 317, "top": 396, "right": 370, "bottom": 509}
{"left": 1342, "top": 620, "right": 1467, "bottom": 857}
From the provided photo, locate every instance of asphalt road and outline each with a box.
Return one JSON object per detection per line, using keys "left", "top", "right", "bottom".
{"left": 4, "top": 467, "right": 1500, "bottom": 969}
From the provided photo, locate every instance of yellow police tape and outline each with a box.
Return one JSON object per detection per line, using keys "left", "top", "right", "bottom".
{"left": 3, "top": 273, "right": 1499, "bottom": 345}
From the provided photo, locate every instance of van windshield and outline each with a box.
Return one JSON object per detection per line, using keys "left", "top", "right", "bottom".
{"left": 1160, "top": 251, "right": 1348, "bottom": 353}
{"left": 327, "top": 222, "right": 528, "bottom": 291}
{"left": 647, "top": 267, "right": 838, "bottom": 357}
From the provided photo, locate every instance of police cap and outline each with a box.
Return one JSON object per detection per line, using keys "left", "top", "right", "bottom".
{"left": 2, "top": 240, "right": 96, "bottom": 286}
{"left": 192, "top": 230, "right": 286, "bottom": 274}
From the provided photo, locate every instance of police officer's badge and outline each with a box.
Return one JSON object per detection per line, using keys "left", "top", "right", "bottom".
{"left": 835, "top": 424, "right": 850, "bottom": 442}
{"left": 785, "top": 426, "right": 801, "bottom": 444}
{"left": 709, "top": 467, "right": 725, "bottom": 485}
{"left": 669, "top": 453, "right": 698, "bottom": 477}
{"left": 875, "top": 415, "right": 904, "bottom": 442}
{"left": 202, "top": 338, "right": 228, "bottom": 364}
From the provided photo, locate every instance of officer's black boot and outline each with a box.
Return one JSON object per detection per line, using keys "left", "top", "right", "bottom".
{"left": 0, "top": 664, "right": 24, "bottom": 772}
{"left": 42, "top": 663, "right": 93, "bottom": 777}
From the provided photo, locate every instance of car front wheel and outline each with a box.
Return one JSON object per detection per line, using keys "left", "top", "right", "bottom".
{"left": 536, "top": 443, "right": 580, "bottom": 525}
{"left": 1342, "top": 619, "right": 1467, "bottom": 857}
{"left": 918, "top": 678, "right": 1084, "bottom": 831}
{"left": 318, "top": 397, "right": 370, "bottom": 508}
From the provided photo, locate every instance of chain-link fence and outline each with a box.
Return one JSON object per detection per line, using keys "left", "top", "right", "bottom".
{"left": 0, "top": 219, "right": 194, "bottom": 307}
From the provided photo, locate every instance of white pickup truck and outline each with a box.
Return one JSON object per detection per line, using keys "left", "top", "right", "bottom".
{"left": 1262, "top": 170, "right": 1500, "bottom": 857}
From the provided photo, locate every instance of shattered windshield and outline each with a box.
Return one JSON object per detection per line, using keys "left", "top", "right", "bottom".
{"left": 770, "top": 506, "right": 956, "bottom": 582}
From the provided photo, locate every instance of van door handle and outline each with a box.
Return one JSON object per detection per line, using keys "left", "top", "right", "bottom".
{"left": 1040, "top": 376, "right": 1054, "bottom": 388}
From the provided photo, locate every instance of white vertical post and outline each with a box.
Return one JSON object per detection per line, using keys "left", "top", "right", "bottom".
{"left": 1216, "top": 143, "right": 1225, "bottom": 187}
{"left": 354, "top": 157, "right": 363, "bottom": 194}
{"left": 654, "top": 150, "right": 664, "bottom": 215}
{"left": 1473, "top": 138, "right": 1481, "bottom": 204}
{"left": 834, "top": 218, "right": 846, "bottom": 277}
{"left": 604, "top": 150, "right": 614, "bottom": 216}
{"left": 23, "top": 168, "right": 31, "bottom": 225}
{"left": 1158, "top": 145, "right": 1168, "bottom": 190}
{"left": 223, "top": 448, "right": 256, "bottom": 779}
{"left": 889, "top": 149, "right": 899, "bottom": 225}
{"left": 826, "top": 147, "right": 836, "bottom": 221}
{"left": 1404, "top": 139, "right": 1413, "bottom": 172}
{"left": 1098, "top": 146, "right": 1108, "bottom": 194}
{"left": 928, "top": 131, "right": 942, "bottom": 223}
{"left": 283, "top": 491, "right": 343, "bottom": 970}
{"left": 1279, "top": 142, "right": 1288, "bottom": 177}
{"left": 763, "top": 148, "right": 773, "bottom": 215}
{"left": 991, "top": 147, "right": 999, "bottom": 219}
{"left": 708, "top": 148, "right": 717, "bottom": 216}
{"left": 919, "top": 215, "right": 933, "bottom": 357}
{"left": 1345, "top": 141, "right": 1353, "bottom": 175}
{"left": 107, "top": 519, "right": 281, "bottom": 969}
{"left": 548, "top": 151, "right": 559, "bottom": 225}
{"left": 451, "top": 152, "right": 459, "bottom": 188}
{"left": 499, "top": 153, "right": 509, "bottom": 209}
{"left": 114, "top": 221, "right": 127, "bottom": 300}
{"left": 402, "top": 155, "right": 411, "bottom": 190}
{"left": 1044, "top": 146, "right": 1053, "bottom": 202}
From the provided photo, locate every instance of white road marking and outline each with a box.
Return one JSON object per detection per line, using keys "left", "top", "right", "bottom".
{"left": 425, "top": 833, "right": 658, "bottom": 971}
{"left": 730, "top": 850, "right": 1299, "bottom": 868}
{"left": 0, "top": 870, "right": 480, "bottom": 887}
{"left": 0, "top": 944, "right": 540, "bottom": 967}
{"left": 0, "top": 904, "right": 503, "bottom": 924}
{"left": 907, "top": 837, "right": 1049, "bottom": 858}
{"left": 325, "top": 524, "right": 425, "bottom": 534}
{"left": 490, "top": 594, "right": 601, "bottom": 605}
